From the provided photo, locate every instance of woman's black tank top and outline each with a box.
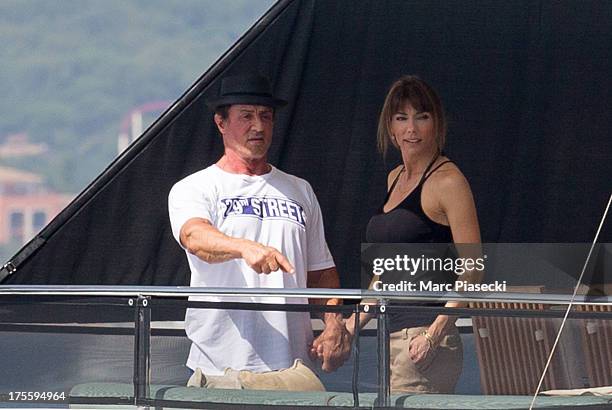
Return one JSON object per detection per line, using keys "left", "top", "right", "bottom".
{"left": 366, "top": 158, "right": 453, "bottom": 243}
{"left": 365, "top": 157, "right": 456, "bottom": 331}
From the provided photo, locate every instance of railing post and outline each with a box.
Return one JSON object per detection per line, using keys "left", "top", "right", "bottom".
{"left": 351, "top": 304, "right": 361, "bottom": 408}
{"left": 132, "top": 295, "right": 151, "bottom": 406}
{"left": 377, "top": 299, "right": 390, "bottom": 407}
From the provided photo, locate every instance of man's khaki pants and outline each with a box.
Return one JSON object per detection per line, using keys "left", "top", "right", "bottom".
{"left": 187, "top": 359, "right": 325, "bottom": 391}
{"left": 390, "top": 325, "right": 463, "bottom": 393}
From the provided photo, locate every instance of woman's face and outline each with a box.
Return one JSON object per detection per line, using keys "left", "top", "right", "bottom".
{"left": 390, "top": 101, "right": 437, "bottom": 156}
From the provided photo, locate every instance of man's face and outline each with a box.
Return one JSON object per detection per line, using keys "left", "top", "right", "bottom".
{"left": 215, "top": 104, "right": 274, "bottom": 161}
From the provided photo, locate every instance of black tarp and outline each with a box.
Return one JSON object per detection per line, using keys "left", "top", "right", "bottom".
{"left": 2, "top": 0, "right": 611, "bottom": 287}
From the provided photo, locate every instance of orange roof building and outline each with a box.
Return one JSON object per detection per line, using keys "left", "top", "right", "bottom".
{"left": 0, "top": 166, "right": 72, "bottom": 246}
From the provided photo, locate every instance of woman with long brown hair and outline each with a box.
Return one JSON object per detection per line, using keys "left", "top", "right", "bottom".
{"left": 348, "top": 75, "right": 482, "bottom": 393}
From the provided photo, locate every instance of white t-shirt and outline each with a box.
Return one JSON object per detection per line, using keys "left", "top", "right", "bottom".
{"left": 168, "top": 164, "right": 335, "bottom": 375}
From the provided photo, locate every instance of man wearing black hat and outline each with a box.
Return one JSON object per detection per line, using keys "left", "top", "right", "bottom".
{"left": 168, "top": 74, "right": 350, "bottom": 390}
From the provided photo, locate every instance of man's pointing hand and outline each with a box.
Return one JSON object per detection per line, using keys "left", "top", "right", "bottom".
{"left": 241, "top": 241, "right": 295, "bottom": 274}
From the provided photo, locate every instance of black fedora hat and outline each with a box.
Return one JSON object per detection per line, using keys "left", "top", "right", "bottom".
{"left": 206, "top": 74, "right": 287, "bottom": 110}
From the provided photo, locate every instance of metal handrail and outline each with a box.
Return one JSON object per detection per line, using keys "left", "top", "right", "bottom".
{"left": 0, "top": 285, "right": 611, "bottom": 305}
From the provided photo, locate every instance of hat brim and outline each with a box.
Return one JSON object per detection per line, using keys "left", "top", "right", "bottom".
{"left": 206, "top": 95, "right": 287, "bottom": 111}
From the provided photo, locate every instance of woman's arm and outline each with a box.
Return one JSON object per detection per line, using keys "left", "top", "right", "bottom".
{"left": 411, "top": 168, "right": 482, "bottom": 360}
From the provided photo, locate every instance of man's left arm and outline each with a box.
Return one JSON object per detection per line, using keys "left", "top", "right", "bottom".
{"left": 307, "top": 267, "right": 352, "bottom": 372}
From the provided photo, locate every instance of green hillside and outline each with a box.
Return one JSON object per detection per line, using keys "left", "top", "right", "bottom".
{"left": 0, "top": 0, "right": 274, "bottom": 192}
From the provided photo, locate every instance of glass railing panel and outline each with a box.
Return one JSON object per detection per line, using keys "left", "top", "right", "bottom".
{"left": 146, "top": 298, "right": 367, "bottom": 407}
{"left": 0, "top": 296, "right": 135, "bottom": 406}
{"left": 466, "top": 308, "right": 611, "bottom": 409}
{"left": 525, "top": 241, "right": 611, "bottom": 406}
{"left": 148, "top": 297, "right": 190, "bottom": 392}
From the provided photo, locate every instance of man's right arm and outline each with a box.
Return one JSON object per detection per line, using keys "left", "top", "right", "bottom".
{"left": 180, "top": 217, "right": 295, "bottom": 274}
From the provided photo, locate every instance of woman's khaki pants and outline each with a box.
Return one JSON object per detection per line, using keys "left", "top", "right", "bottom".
{"left": 389, "top": 325, "right": 463, "bottom": 393}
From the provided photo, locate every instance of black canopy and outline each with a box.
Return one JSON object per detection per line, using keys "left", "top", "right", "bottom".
{"left": 2, "top": 0, "right": 610, "bottom": 286}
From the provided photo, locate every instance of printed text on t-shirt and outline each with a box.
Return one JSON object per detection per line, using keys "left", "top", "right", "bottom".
{"left": 221, "top": 196, "right": 306, "bottom": 227}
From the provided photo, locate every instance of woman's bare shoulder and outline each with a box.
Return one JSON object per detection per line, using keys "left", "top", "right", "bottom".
{"left": 423, "top": 160, "right": 474, "bottom": 211}
{"left": 428, "top": 158, "right": 469, "bottom": 189}
{"left": 386, "top": 165, "right": 404, "bottom": 190}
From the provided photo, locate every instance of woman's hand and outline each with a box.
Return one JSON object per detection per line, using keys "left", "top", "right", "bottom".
{"left": 408, "top": 334, "right": 434, "bottom": 365}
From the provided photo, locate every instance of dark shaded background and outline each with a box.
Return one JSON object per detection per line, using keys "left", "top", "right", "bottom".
{"left": 3, "top": 0, "right": 611, "bottom": 287}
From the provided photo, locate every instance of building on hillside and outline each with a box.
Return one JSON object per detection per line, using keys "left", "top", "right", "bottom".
{"left": 117, "top": 101, "right": 170, "bottom": 154}
{"left": 0, "top": 166, "right": 72, "bottom": 245}
{"left": 0, "top": 133, "right": 48, "bottom": 159}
